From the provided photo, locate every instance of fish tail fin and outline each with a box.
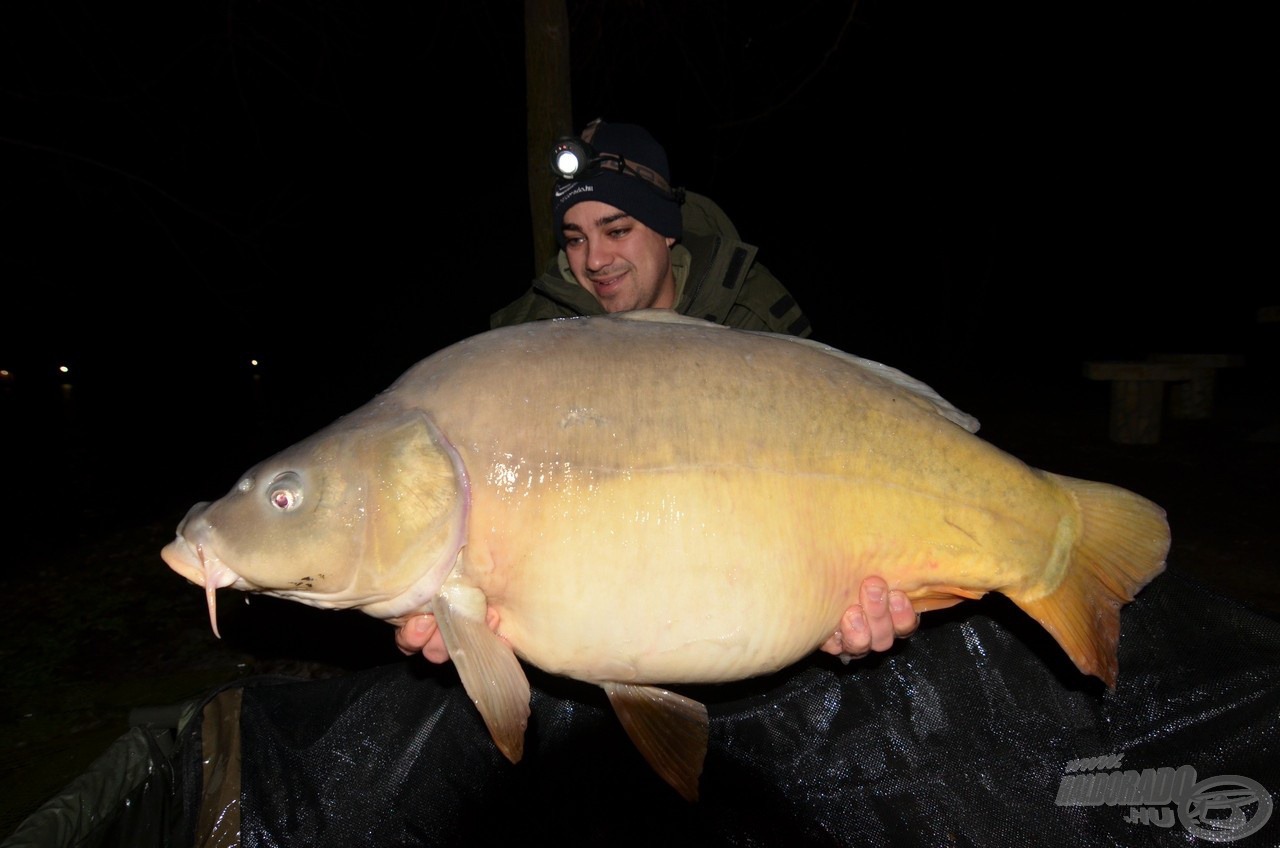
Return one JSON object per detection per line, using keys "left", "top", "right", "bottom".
{"left": 1008, "top": 473, "right": 1169, "bottom": 689}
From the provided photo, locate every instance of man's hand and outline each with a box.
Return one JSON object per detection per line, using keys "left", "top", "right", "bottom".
{"left": 395, "top": 575, "right": 918, "bottom": 665}
{"left": 395, "top": 607, "right": 502, "bottom": 663}
{"left": 819, "top": 575, "right": 919, "bottom": 661}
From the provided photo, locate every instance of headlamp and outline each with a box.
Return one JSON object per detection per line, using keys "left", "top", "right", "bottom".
{"left": 549, "top": 137, "right": 592, "bottom": 181}
{"left": 548, "top": 120, "right": 684, "bottom": 203}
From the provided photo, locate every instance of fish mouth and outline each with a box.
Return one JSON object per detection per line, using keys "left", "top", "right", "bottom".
{"left": 161, "top": 503, "right": 243, "bottom": 639}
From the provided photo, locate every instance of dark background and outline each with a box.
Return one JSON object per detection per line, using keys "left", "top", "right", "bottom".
{"left": 1, "top": 0, "right": 1270, "bottom": 539}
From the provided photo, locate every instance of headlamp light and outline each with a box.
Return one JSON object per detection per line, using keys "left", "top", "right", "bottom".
{"left": 550, "top": 137, "right": 592, "bottom": 181}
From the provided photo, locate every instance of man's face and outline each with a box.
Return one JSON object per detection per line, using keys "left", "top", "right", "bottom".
{"left": 561, "top": 200, "right": 677, "bottom": 313}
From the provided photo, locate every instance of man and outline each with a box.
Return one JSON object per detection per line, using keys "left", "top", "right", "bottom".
{"left": 489, "top": 119, "right": 812, "bottom": 336}
{"left": 396, "top": 120, "right": 917, "bottom": 663}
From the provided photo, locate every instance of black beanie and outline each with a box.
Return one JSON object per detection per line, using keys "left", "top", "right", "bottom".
{"left": 552, "top": 122, "right": 683, "bottom": 247}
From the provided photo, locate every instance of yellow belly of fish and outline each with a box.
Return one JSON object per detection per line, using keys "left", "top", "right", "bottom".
{"left": 475, "top": 462, "right": 1068, "bottom": 685}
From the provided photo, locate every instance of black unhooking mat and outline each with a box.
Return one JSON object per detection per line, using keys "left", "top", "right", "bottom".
{"left": 15, "top": 570, "right": 1266, "bottom": 848}
{"left": 149, "top": 569, "right": 1278, "bottom": 848}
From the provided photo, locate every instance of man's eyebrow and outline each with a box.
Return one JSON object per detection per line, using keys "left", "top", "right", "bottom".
{"left": 562, "top": 212, "right": 633, "bottom": 232}
{"left": 596, "top": 212, "right": 632, "bottom": 227}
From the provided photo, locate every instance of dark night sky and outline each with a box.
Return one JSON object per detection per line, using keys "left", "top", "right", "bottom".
{"left": 1, "top": 1, "right": 1270, "bottom": 533}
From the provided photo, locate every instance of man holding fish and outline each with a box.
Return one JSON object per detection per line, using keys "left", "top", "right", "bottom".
{"left": 394, "top": 119, "right": 919, "bottom": 664}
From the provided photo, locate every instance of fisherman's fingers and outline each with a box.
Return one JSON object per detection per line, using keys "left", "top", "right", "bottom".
{"left": 888, "top": 589, "right": 921, "bottom": 639}
{"left": 823, "top": 576, "right": 920, "bottom": 660}
{"left": 395, "top": 614, "right": 444, "bottom": 659}
{"left": 395, "top": 608, "right": 503, "bottom": 664}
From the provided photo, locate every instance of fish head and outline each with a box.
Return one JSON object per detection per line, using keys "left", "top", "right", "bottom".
{"left": 161, "top": 405, "right": 469, "bottom": 636}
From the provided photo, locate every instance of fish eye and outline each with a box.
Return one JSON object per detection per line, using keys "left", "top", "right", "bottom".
{"left": 266, "top": 472, "right": 303, "bottom": 511}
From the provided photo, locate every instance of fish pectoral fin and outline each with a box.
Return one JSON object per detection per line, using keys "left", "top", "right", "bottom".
{"left": 905, "top": 585, "right": 988, "bottom": 613}
{"left": 601, "top": 681, "right": 709, "bottom": 803}
{"left": 432, "top": 585, "right": 530, "bottom": 764}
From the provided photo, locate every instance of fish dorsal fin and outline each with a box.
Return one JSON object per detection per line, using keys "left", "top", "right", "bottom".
{"left": 611, "top": 308, "right": 723, "bottom": 328}
{"left": 601, "top": 681, "right": 709, "bottom": 802}
{"left": 608, "top": 311, "right": 980, "bottom": 433}
{"left": 432, "top": 580, "right": 530, "bottom": 763}
{"left": 760, "top": 333, "right": 981, "bottom": 433}
{"left": 845, "top": 354, "right": 980, "bottom": 433}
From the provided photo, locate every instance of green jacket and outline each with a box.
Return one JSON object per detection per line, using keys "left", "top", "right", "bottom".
{"left": 489, "top": 192, "right": 812, "bottom": 338}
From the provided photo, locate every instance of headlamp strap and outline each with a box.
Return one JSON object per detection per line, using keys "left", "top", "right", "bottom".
{"left": 572, "top": 118, "right": 685, "bottom": 203}
{"left": 581, "top": 118, "right": 604, "bottom": 145}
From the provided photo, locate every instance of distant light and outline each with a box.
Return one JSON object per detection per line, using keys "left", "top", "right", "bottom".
{"left": 0, "top": 369, "right": 10, "bottom": 378}
{"left": 250, "top": 359, "right": 259, "bottom": 367}
{"left": 59, "top": 365, "right": 70, "bottom": 374}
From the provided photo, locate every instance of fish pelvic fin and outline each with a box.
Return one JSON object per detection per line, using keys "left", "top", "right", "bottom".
{"left": 1009, "top": 473, "right": 1170, "bottom": 689}
{"left": 433, "top": 581, "right": 530, "bottom": 764}
{"left": 602, "top": 682, "right": 709, "bottom": 803}
{"left": 906, "top": 586, "right": 987, "bottom": 612}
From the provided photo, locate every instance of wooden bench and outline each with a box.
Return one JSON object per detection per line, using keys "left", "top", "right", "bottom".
{"left": 1083, "top": 355, "right": 1246, "bottom": 444}
{"left": 1083, "top": 362, "right": 1197, "bottom": 444}
{"left": 1147, "top": 353, "right": 1245, "bottom": 420}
